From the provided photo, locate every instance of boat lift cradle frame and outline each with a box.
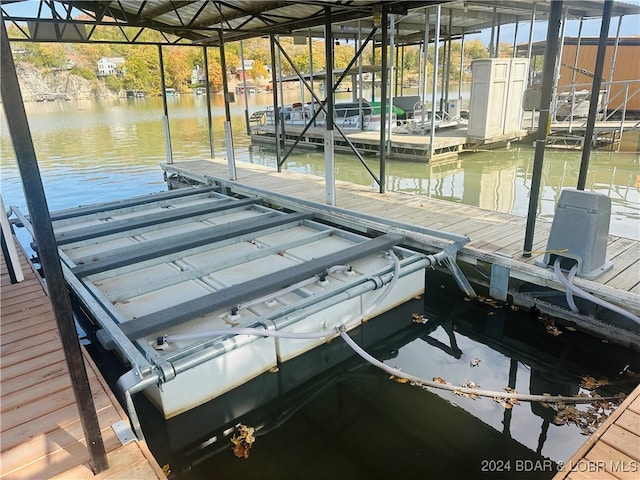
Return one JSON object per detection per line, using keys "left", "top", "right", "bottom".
{"left": 12, "top": 186, "right": 474, "bottom": 441}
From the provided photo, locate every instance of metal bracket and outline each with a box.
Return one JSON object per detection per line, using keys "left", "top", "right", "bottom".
{"left": 489, "top": 264, "right": 510, "bottom": 301}
{"left": 112, "top": 420, "right": 136, "bottom": 446}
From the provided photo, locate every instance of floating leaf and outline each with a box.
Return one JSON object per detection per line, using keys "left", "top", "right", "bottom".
{"left": 411, "top": 312, "right": 427, "bottom": 324}
{"left": 470, "top": 358, "right": 481, "bottom": 368}
{"left": 433, "top": 376, "right": 448, "bottom": 385}
{"left": 545, "top": 325, "right": 563, "bottom": 336}
{"left": 231, "top": 424, "right": 256, "bottom": 459}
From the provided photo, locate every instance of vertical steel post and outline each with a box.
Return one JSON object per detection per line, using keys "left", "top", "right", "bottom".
{"left": 421, "top": 7, "right": 430, "bottom": 127}
{"left": 551, "top": 7, "right": 569, "bottom": 120}
{"left": 458, "top": 30, "right": 465, "bottom": 101}
{"left": 324, "top": 6, "right": 336, "bottom": 205}
{"left": 604, "top": 14, "right": 623, "bottom": 119}
{"left": 269, "top": 34, "right": 282, "bottom": 170}
{"left": 526, "top": 4, "right": 537, "bottom": 128}
{"left": 489, "top": 7, "right": 496, "bottom": 57}
{"left": 379, "top": 6, "right": 388, "bottom": 193}
{"left": 388, "top": 14, "right": 395, "bottom": 150}
{"left": 158, "top": 45, "right": 173, "bottom": 163}
{"left": 239, "top": 40, "right": 251, "bottom": 135}
{"left": 429, "top": 6, "right": 441, "bottom": 159}
{"left": 203, "top": 46, "right": 215, "bottom": 157}
{"left": 444, "top": 10, "right": 453, "bottom": 110}
{"left": 523, "top": 1, "right": 563, "bottom": 256}
{"left": 309, "top": 30, "right": 316, "bottom": 127}
{"left": 218, "top": 29, "right": 236, "bottom": 180}
{"left": 0, "top": 20, "right": 108, "bottom": 474}
{"left": 568, "top": 18, "right": 584, "bottom": 133}
{"left": 577, "top": 0, "right": 613, "bottom": 190}
{"left": 512, "top": 20, "right": 519, "bottom": 58}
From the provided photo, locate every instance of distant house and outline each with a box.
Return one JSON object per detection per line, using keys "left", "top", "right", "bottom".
{"left": 191, "top": 65, "right": 205, "bottom": 85}
{"left": 236, "top": 59, "right": 254, "bottom": 81}
{"left": 97, "top": 57, "right": 125, "bottom": 76}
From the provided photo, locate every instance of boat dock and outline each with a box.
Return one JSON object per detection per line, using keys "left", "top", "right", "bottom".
{"left": 251, "top": 123, "right": 529, "bottom": 161}
{"left": 548, "top": 120, "right": 640, "bottom": 150}
{"left": 553, "top": 383, "right": 640, "bottom": 479}
{"left": 162, "top": 157, "right": 640, "bottom": 350}
{"left": 0, "top": 243, "right": 166, "bottom": 479}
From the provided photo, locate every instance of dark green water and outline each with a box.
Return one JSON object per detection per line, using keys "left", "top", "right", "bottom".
{"left": 2, "top": 95, "right": 639, "bottom": 479}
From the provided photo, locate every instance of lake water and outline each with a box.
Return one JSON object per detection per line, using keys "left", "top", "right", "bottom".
{"left": 1, "top": 94, "right": 639, "bottom": 479}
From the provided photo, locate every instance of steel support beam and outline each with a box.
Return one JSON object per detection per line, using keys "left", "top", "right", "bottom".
{"left": 71, "top": 211, "right": 312, "bottom": 278}
{"left": 523, "top": 1, "right": 563, "bottom": 256}
{"left": 0, "top": 18, "right": 108, "bottom": 474}
{"left": 218, "top": 28, "right": 236, "bottom": 180}
{"left": 102, "top": 233, "right": 405, "bottom": 347}
{"left": 577, "top": 1, "right": 613, "bottom": 190}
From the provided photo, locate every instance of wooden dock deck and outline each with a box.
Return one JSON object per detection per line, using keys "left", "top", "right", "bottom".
{"left": 0, "top": 243, "right": 166, "bottom": 479}
{"left": 553, "top": 383, "right": 640, "bottom": 480}
{"left": 162, "top": 157, "right": 640, "bottom": 347}
{"left": 250, "top": 123, "right": 526, "bottom": 160}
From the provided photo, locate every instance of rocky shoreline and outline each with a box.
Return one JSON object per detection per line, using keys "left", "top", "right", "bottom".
{"left": 15, "top": 63, "right": 118, "bottom": 102}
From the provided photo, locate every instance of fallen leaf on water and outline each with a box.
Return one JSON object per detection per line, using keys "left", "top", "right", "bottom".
{"left": 470, "top": 358, "right": 481, "bottom": 368}
{"left": 546, "top": 324, "right": 563, "bottom": 336}
{"left": 231, "top": 424, "right": 256, "bottom": 459}
{"left": 433, "top": 376, "right": 448, "bottom": 385}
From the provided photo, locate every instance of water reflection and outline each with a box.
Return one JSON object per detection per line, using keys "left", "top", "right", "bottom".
{"left": 104, "top": 272, "right": 637, "bottom": 480}
{"left": 1, "top": 95, "right": 638, "bottom": 239}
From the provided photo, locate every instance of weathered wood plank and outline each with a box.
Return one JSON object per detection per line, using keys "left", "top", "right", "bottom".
{"left": 49, "top": 442, "right": 166, "bottom": 480}
{"left": 600, "top": 424, "right": 640, "bottom": 461}
{"left": 0, "top": 359, "right": 69, "bottom": 398}
{"left": 0, "top": 308, "right": 55, "bottom": 335}
{"left": 0, "top": 326, "right": 59, "bottom": 354}
{"left": 0, "top": 349, "right": 67, "bottom": 382}
{"left": 1, "top": 391, "right": 112, "bottom": 451}
{"left": 1, "top": 408, "right": 121, "bottom": 478}
{"left": 1, "top": 367, "right": 97, "bottom": 413}
{"left": 584, "top": 442, "right": 639, "bottom": 480}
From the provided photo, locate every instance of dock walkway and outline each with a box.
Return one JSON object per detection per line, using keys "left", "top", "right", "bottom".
{"left": 163, "top": 158, "right": 640, "bottom": 347}
{"left": 250, "top": 124, "right": 523, "bottom": 160}
{"left": 0, "top": 243, "right": 166, "bottom": 479}
{"left": 554, "top": 383, "right": 640, "bottom": 480}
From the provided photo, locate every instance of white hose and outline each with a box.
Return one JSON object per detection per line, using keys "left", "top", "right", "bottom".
{"left": 163, "top": 252, "right": 621, "bottom": 405}
{"left": 557, "top": 260, "right": 579, "bottom": 313}
{"left": 164, "top": 253, "right": 400, "bottom": 344}
{"left": 554, "top": 257, "right": 640, "bottom": 325}
{"left": 337, "top": 330, "right": 623, "bottom": 404}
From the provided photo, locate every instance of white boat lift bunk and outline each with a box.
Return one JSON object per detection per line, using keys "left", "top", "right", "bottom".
{"left": 11, "top": 185, "right": 472, "bottom": 429}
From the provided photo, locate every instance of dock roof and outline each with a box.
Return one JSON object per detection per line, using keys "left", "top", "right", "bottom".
{"left": 3, "top": 1, "right": 640, "bottom": 45}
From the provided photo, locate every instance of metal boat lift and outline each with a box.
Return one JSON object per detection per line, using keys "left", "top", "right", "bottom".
{"left": 11, "top": 184, "right": 473, "bottom": 435}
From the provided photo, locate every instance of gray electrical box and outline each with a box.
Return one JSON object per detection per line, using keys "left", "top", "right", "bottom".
{"left": 536, "top": 189, "right": 613, "bottom": 280}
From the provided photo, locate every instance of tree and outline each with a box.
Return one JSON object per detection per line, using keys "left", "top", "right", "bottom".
{"left": 465, "top": 39, "right": 489, "bottom": 60}
{"left": 250, "top": 59, "right": 269, "bottom": 81}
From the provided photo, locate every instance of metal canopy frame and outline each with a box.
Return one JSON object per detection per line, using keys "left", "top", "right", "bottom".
{"left": 4, "top": 1, "right": 638, "bottom": 46}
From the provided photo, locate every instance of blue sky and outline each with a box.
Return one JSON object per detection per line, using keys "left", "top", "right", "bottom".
{"left": 466, "top": 12, "right": 640, "bottom": 47}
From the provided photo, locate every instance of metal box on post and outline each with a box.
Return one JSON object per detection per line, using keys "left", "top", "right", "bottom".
{"left": 536, "top": 189, "right": 613, "bottom": 280}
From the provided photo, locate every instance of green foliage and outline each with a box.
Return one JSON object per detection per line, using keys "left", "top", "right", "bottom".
{"left": 14, "top": 31, "right": 495, "bottom": 95}
{"left": 71, "top": 65, "right": 96, "bottom": 80}
{"left": 104, "top": 74, "right": 122, "bottom": 92}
